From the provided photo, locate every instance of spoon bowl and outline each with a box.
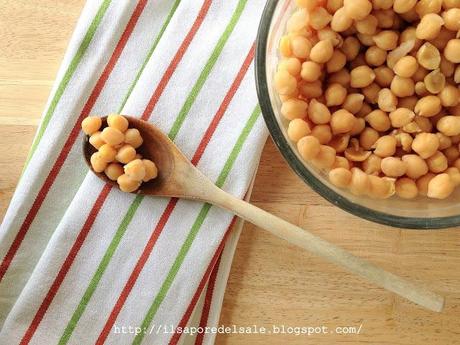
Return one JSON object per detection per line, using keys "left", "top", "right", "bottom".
{"left": 83, "top": 115, "right": 445, "bottom": 313}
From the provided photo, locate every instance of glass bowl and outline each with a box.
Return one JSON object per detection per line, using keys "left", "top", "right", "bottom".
{"left": 255, "top": 0, "right": 460, "bottom": 229}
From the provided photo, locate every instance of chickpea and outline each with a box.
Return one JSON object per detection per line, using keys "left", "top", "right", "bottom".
{"left": 446, "top": 167, "right": 460, "bottom": 186}
{"left": 389, "top": 108, "right": 416, "bottom": 128}
{"left": 398, "top": 96, "right": 418, "bottom": 111}
{"left": 333, "top": 156, "right": 351, "bottom": 170}
{"left": 373, "top": 0, "right": 394, "bottom": 10}
{"left": 393, "top": 0, "right": 416, "bottom": 13}
{"left": 297, "top": 135, "right": 321, "bottom": 160}
{"left": 374, "top": 9, "right": 396, "bottom": 29}
{"left": 444, "top": 39, "right": 460, "bottom": 63}
{"left": 374, "top": 66, "right": 395, "bottom": 87}
{"left": 104, "top": 162, "right": 124, "bottom": 181}
{"left": 327, "top": 0, "right": 344, "bottom": 13}
{"left": 455, "top": 158, "right": 460, "bottom": 170}
{"left": 350, "top": 117, "right": 367, "bottom": 136}
{"left": 455, "top": 66, "right": 460, "bottom": 83}
{"left": 362, "top": 83, "right": 380, "bottom": 104}
{"left": 317, "top": 27, "right": 343, "bottom": 47}
{"left": 444, "top": 146, "right": 460, "bottom": 164}
{"left": 291, "top": 36, "right": 312, "bottom": 59}
{"left": 329, "top": 70, "right": 351, "bottom": 86}
{"left": 443, "top": 0, "right": 460, "bottom": 10}
{"left": 416, "top": 14, "right": 445, "bottom": 40}
{"left": 381, "top": 157, "right": 407, "bottom": 177}
{"left": 415, "top": 115, "right": 433, "bottom": 132}
{"left": 142, "top": 159, "right": 158, "bottom": 182}
{"left": 342, "top": 94, "right": 364, "bottom": 114}
{"left": 415, "top": 0, "right": 443, "bottom": 17}
{"left": 365, "top": 110, "right": 390, "bottom": 132}
{"left": 330, "top": 134, "right": 351, "bottom": 153}
{"left": 299, "top": 80, "right": 323, "bottom": 98}
{"left": 374, "top": 135, "right": 397, "bottom": 157}
{"left": 417, "top": 43, "right": 441, "bottom": 70}
{"left": 325, "top": 83, "right": 347, "bottom": 106}
{"left": 295, "top": 0, "right": 318, "bottom": 9}
{"left": 413, "top": 66, "right": 430, "bottom": 83}
{"left": 395, "top": 178, "right": 418, "bottom": 199}
{"left": 364, "top": 46, "right": 387, "bottom": 67}
{"left": 117, "top": 174, "right": 140, "bottom": 193}
{"left": 355, "top": 15, "right": 378, "bottom": 35}
{"left": 300, "top": 61, "right": 322, "bottom": 82}
{"left": 308, "top": 99, "right": 331, "bottom": 125}
{"left": 288, "top": 119, "right": 311, "bottom": 142}
{"left": 415, "top": 95, "right": 442, "bottom": 117}
{"left": 90, "top": 152, "right": 108, "bottom": 173}
{"left": 417, "top": 172, "right": 436, "bottom": 196}
{"left": 443, "top": 8, "right": 460, "bottom": 31}
{"left": 327, "top": 50, "right": 347, "bottom": 73}
{"left": 391, "top": 76, "right": 415, "bottom": 98}
{"left": 349, "top": 167, "right": 371, "bottom": 196}
{"left": 311, "top": 124, "right": 333, "bottom": 144}
{"left": 437, "top": 116, "right": 460, "bottom": 136}
{"left": 415, "top": 82, "right": 429, "bottom": 97}
{"left": 397, "top": 132, "right": 414, "bottom": 152}
{"left": 116, "top": 144, "right": 136, "bottom": 164}
{"left": 425, "top": 69, "right": 446, "bottom": 95}
{"left": 331, "top": 7, "right": 354, "bottom": 32}
{"left": 437, "top": 133, "right": 452, "bottom": 150}
{"left": 401, "top": 154, "right": 428, "bottom": 179}
{"left": 312, "top": 145, "right": 337, "bottom": 169}
{"left": 89, "top": 131, "right": 105, "bottom": 149}
{"left": 124, "top": 159, "right": 146, "bottom": 181}
{"left": 107, "top": 114, "right": 129, "bottom": 133}
{"left": 368, "top": 175, "right": 396, "bottom": 199}
{"left": 98, "top": 144, "right": 117, "bottom": 162}
{"left": 329, "top": 168, "right": 352, "bottom": 188}
{"left": 427, "top": 173, "right": 455, "bottom": 199}
{"left": 124, "top": 128, "right": 143, "bottom": 149}
{"left": 350, "top": 66, "right": 376, "bottom": 88}
{"left": 439, "top": 85, "right": 460, "bottom": 107}
{"left": 363, "top": 154, "right": 382, "bottom": 174}
{"left": 343, "top": 0, "right": 372, "bottom": 20}
{"left": 341, "top": 38, "right": 360, "bottom": 63}
{"left": 287, "top": 8, "right": 310, "bottom": 32}
{"left": 100, "top": 127, "right": 124, "bottom": 147}
{"left": 310, "top": 40, "right": 334, "bottom": 63}
{"left": 412, "top": 133, "right": 440, "bottom": 158}
{"left": 82, "top": 116, "right": 102, "bottom": 135}
{"left": 378, "top": 88, "right": 398, "bottom": 112}
{"left": 373, "top": 30, "right": 399, "bottom": 50}
{"left": 281, "top": 99, "right": 308, "bottom": 120}
{"left": 426, "top": 151, "right": 448, "bottom": 173}
{"left": 393, "top": 56, "right": 418, "bottom": 78}
{"left": 357, "top": 33, "right": 376, "bottom": 47}
{"left": 330, "top": 109, "right": 356, "bottom": 134}
{"left": 355, "top": 130, "right": 376, "bottom": 153}
{"left": 278, "top": 58, "right": 302, "bottom": 77}
{"left": 279, "top": 36, "right": 292, "bottom": 57}
{"left": 275, "top": 69, "right": 297, "bottom": 95}
{"left": 357, "top": 103, "right": 373, "bottom": 118}
{"left": 310, "top": 7, "right": 332, "bottom": 30}
{"left": 350, "top": 53, "right": 367, "bottom": 69}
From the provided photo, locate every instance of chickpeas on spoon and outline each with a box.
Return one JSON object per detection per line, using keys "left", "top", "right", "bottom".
{"left": 83, "top": 115, "right": 444, "bottom": 312}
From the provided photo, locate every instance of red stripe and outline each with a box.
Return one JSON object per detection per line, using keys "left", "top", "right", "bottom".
{"left": 167, "top": 218, "right": 234, "bottom": 345}
{"left": 191, "top": 43, "right": 255, "bottom": 165}
{"left": 98, "top": 44, "right": 255, "bottom": 343}
{"left": 194, "top": 254, "right": 222, "bottom": 345}
{"left": 19, "top": 184, "right": 112, "bottom": 345}
{"left": 141, "top": 0, "right": 213, "bottom": 121}
{"left": 0, "top": 0, "right": 148, "bottom": 284}
{"left": 95, "top": 198, "right": 179, "bottom": 345}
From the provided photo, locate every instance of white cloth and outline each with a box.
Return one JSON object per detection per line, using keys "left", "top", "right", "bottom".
{"left": 0, "top": 0, "right": 267, "bottom": 344}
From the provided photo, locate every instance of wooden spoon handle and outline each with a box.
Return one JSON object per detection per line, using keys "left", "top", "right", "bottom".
{"left": 208, "top": 188, "right": 444, "bottom": 312}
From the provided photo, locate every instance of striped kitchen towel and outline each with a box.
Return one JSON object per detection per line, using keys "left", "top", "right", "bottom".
{"left": 0, "top": 0, "right": 269, "bottom": 344}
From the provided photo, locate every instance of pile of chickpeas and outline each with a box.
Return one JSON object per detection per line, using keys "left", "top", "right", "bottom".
{"left": 276, "top": 0, "right": 460, "bottom": 199}
{"left": 82, "top": 114, "right": 158, "bottom": 193}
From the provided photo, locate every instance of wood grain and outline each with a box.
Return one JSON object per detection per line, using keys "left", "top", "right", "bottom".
{"left": 0, "top": 1, "right": 459, "bottom": 344}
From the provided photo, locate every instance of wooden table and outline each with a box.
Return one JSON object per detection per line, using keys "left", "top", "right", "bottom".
{"left": 1, "top": 1, "right": 459, "bottom": 344}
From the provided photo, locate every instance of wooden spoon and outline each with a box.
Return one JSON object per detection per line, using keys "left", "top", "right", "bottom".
{"left": 83, "top": 116, "right": 444, "bottom": 312}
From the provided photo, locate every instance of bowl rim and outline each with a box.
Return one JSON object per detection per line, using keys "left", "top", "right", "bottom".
{"left": 255, "top": 0, "right": 460, "bottom": 230}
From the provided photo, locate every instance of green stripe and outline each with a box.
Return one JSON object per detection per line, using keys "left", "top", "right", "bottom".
{"left": 133, "top": 105, "right": 261, "bottom": 345}
{"left": 117, "top": 0, "right": 181, "bottom": 112}
{"left": 57, "top": 2, "right": 182, "bottom": 343}
{"left": 58, "top": 196, "right": 143, "bottom": 345}
{"left": 24, "top": 0, "right": 112, "bottom": 167}
{"left": 168, "top": 0, "right": 248, "bottom": 140}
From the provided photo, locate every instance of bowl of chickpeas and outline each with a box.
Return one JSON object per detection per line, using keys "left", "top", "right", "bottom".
{"left": 255, "top": 0, "right": 460, "bottom": 229}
